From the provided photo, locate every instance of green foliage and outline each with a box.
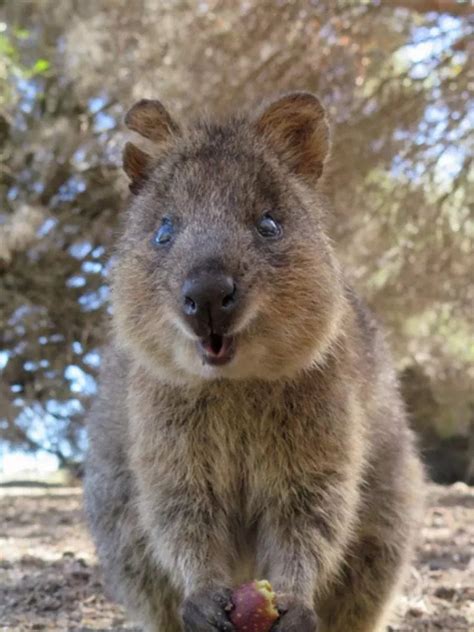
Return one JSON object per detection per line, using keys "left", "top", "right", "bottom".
{"left": 30, "top": 58, "right": 50, "bottom": 75}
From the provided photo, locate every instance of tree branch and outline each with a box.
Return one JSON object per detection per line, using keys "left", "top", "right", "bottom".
{"left": 381, "top": 0, "right": 474, "bottom": 16}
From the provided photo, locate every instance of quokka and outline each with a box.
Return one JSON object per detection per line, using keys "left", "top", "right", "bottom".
{"left": 84, "top": 92, "right": 424, "bottom": 632}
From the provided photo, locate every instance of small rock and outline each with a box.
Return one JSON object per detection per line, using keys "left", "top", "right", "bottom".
{"left": 71, "top": 568, "right": 91, "bottom": 580}
{"left": 41, "top": 596, "right": 62, "bottom": 612}
{"left": 0, "top": 559, "right": 13, "bottom": 569}
{"left": 451, "top": 481, "right": 469, "bottom": 493}
{"left": 20, "top": 554, "right": 45, "bottom": 568}
{"left": 434, "top": 586, "right": 456, "bottom": 601}
{"left": 407, "top": 598, "right": 430, "bottom": 618}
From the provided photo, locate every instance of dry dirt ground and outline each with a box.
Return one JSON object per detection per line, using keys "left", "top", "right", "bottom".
{"left": 0, "top": 483, "right": 472, "bottom": 631}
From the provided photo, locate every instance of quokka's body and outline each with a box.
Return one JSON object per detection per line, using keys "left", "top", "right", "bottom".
{"left": 84, "top": 93, "right": 424, "bottom": 632}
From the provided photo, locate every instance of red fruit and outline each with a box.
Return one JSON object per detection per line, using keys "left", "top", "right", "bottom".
{"left": 230, "top": 579, "right": 279, "bottom": 632}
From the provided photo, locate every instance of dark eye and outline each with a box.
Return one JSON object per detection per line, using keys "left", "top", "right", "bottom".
{"left": 256, "top": 213, "right": 282, "bottom": 240}
{"left": 153, "top": 217, "right": 174, "bottom": 247}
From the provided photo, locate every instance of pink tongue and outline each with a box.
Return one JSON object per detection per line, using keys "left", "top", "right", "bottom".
{"left": 204, "top": 334, "right": 224, "bottom": 356}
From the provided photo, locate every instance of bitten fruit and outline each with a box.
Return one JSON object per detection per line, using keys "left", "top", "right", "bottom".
{"left": 230, "top": 579, "right": 279, "bottom": 632}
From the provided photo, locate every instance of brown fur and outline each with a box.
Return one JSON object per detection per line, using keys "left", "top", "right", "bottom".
{"left": 84, "top": 93, "right": 424, "bottom": 632}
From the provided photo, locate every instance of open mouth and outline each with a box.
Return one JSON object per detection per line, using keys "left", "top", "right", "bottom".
{"left": 197, "top": 334, "right": 235, "bottom": 366}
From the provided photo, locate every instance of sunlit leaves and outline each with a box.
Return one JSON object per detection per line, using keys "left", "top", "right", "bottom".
{"left": 31, "top": 58, "right": 50, "bottom": 75}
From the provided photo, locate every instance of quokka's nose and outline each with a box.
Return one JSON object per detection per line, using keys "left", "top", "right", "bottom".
{"left": 181, "top": 271, "right": 237, "bottom": 336}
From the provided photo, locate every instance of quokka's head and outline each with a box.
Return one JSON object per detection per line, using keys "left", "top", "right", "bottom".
{"left": 112, "top": 93, "right": 345, "bottom": 384}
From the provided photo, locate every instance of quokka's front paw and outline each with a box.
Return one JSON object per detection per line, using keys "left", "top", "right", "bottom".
{"left": 271, "top": 597, "right": 318, "bottom": 632}
{"left": 182, "top": 586, "right": 235, "bottom": 631}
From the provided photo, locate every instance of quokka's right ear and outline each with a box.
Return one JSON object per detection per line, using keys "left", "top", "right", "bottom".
{"left": 254, "top": 92, "right": 330, "bottom": 184}
{"left": 123, "top": 99, "right": 180, "bottom": 194}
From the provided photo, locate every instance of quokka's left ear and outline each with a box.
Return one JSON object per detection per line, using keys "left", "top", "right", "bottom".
{"left": 254, "top": 92, "right": 331, "bottom": 183}
{"left": 123, "top": 99, "right": 181, "bottom": 194}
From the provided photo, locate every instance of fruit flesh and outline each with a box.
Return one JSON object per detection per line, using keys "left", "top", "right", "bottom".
{"left": 230, "top": 579, "right": 279, "bottom": 632}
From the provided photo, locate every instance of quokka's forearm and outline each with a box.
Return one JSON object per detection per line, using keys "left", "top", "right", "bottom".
{"left": 258, "top": 479, "right": 360, "bottom": 604}
{"left": 140, "top": 496, "right": 233, "bottom": 596}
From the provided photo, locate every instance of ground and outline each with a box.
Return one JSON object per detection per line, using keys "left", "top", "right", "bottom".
{"left": 0, "top": 484, "right": 472, "bottom": 631}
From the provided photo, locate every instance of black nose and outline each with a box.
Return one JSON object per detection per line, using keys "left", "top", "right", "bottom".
{"left": 182, "top": 271, "right": 237, "bottom": 336}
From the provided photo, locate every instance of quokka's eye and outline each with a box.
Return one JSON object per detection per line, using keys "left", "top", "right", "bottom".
{"left": 153, "top": 217, "right": 174, "bottom": 247}
{"left": 256, "top": 213, "right": 282, "bottom": 240}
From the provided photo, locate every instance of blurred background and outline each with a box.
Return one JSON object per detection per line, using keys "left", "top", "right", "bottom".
{"left": 0, "top": 0, "right": 473, "bottom": 483}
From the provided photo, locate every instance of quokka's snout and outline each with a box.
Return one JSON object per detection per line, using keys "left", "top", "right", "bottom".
{"left": 181, "top": 267, "right": 238, "bottom": 337}
{"left": 181, "top": 262, "right": 239, "bottom": 365}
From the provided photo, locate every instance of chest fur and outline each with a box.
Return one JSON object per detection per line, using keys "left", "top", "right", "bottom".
{"left": 127, "top": 376, "right": 352, "bottom": 521}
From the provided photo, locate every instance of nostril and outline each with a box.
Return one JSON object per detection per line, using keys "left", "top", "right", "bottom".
{"left": 184, "top": 296, "right": 197, "bottom": 315}
{"left": 222, "top": 283, "right": 237, "bottom": 310}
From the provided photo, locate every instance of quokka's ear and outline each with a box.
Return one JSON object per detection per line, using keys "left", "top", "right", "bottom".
{"left": 123, "top": 99, "right": 180, "bottom": 194}
{"left": 254, "top": 92, "right": 330, "bottom": 183}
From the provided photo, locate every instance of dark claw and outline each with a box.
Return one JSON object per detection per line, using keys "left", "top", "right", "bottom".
{"left": 182, "top": 586, "right": 234, "bottom": 631}
{"left": 271, "top": 600, "right": 318, "bottom": 632}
